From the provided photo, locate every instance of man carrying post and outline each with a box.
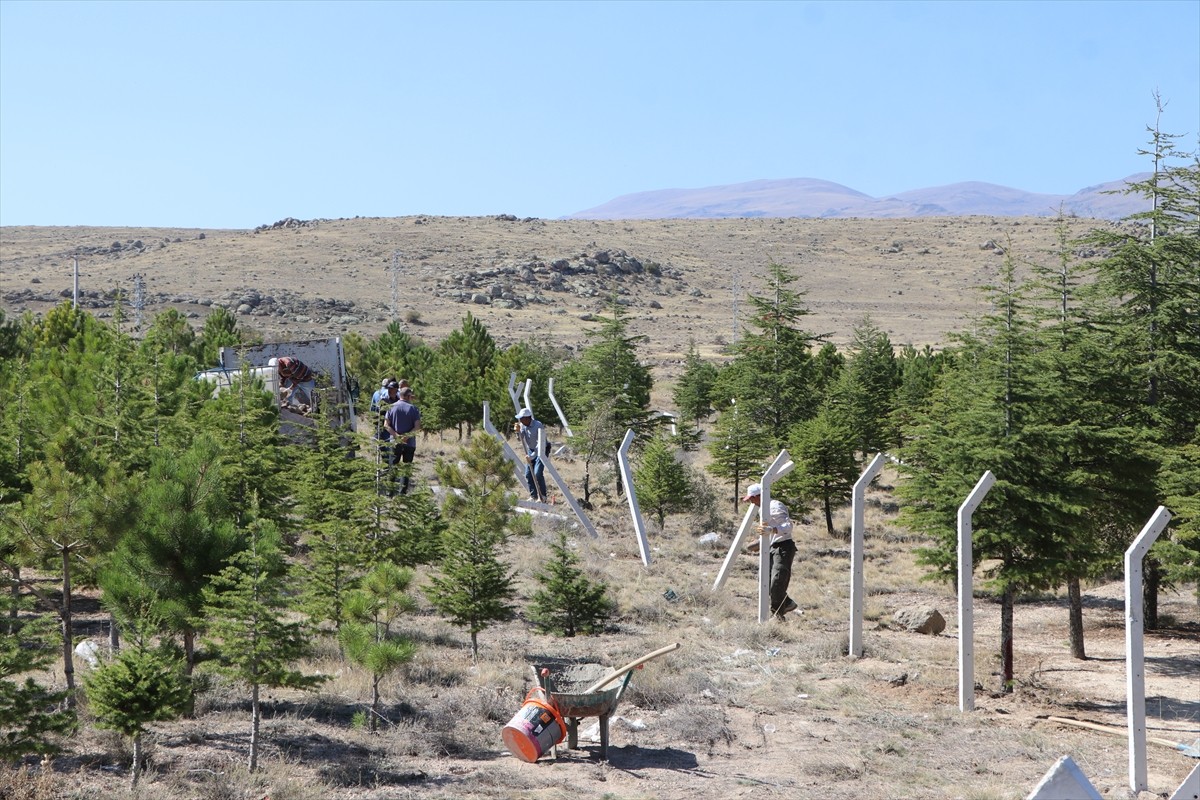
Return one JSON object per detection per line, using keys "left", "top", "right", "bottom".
{"left": 514, "top": 407, "right": 548, "bottom": 503}
{"left": 743, "top": 483, "right": 799, "bottom": 621}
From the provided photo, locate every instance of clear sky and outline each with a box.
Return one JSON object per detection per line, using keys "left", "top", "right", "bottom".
{"left": 1, "top": 0, "right": 1197, "bottom": 229}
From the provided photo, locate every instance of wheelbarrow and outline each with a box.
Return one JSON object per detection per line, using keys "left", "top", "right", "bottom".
{"left": 533, "top": 642, "right": 680, "bottom": 761}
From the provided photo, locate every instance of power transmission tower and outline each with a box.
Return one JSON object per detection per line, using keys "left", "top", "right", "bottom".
{"left": 132, "top": 273, "right": 146, "bottom": 330}
{"left": 389, "top": 251, "right": 401, "bottom": 322}
{"left": 730, "top": 270, "right": 741, "bottom": 347}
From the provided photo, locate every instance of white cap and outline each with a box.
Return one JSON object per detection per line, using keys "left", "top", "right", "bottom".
{"left": 515, "top": 408, "right": 533, "bottom": 419}
{"left": 742, "top": 483, "right": 762, "bottom": 501}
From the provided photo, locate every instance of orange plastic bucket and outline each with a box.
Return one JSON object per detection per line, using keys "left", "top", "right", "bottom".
{"left": 501, "top": 688, "right": 566, "bottom": 762}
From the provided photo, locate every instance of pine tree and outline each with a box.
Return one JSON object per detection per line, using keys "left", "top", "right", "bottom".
{"left": 84, "top": 631, "right": 190, "bottom": 788}
{"left": 338, "top": 563, "right": 418, "bottom": 732}
{"left": 722, "top": 262, "right": 819, "bottom": 448}
{"left": 423, "top": 312, "right": 498, "bottom": 437}
{"left": 833, "top": 316, "right": 900, "bottom": 455}
{"left": 672, "top": 339, "right": 719, "bottom": 422}
{"left": 528, "top": 532, "right": 615, "bottom": 637}
{"left": 634, "top": 434, "right": 693, "bottom": 528}
{"left": 898, "top": 257, "right": 1079, "bottom": 691}
{"left": 786, "top": 406, "right": 858, "bottom": 536}
{"left": 706, "top": 398, "right": 772, "bottom": 513}
{"left": 424, "top": 434, "right": 517, "bottom": 661}
{"left": 99, "top": 435, "right": 243, "bottom": 673}
{"left": 200, "top": 516, "right": 326, "bottom": 771}
{"left": 0, "top": 589, "right": 74, "bottom": 761}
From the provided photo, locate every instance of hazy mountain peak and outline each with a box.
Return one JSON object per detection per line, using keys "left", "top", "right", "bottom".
{"left": 568, "top": 174, "right": 1152, "bottom": 221}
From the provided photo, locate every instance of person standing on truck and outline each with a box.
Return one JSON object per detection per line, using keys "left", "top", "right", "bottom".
{"left": 384, "top": 385, "right": 421, "bottom": 495}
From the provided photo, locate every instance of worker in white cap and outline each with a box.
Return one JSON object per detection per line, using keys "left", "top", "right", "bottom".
{"left": 743, "top": 483, "right": 799, "bottom": 620}
{"left": 514, "top": 408, "right": 548, "bottom": 502}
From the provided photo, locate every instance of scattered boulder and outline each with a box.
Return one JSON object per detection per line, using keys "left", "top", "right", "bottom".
{"left": 892, "top": 605, "right": 946, "bottom": 635}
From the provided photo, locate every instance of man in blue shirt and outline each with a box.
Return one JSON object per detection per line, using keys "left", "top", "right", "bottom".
{"left": 383, "top": 386, "right": 421, "bottom": 495}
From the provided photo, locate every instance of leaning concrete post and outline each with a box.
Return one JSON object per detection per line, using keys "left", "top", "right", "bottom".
{"left": 617, "top": 429, "right": 651, "bottom": 566}
{"left": 537, "top": 426, "right": 599, "bottom": 539}
{"left": 482, "top": 402, "right": 526, "bottom": 487}
{"left": 1125, "top": 506, "right": 1172, "bottom": 794}
{"left": 522, "top": 379, "right": 532, "bottom": 413}
{"left": 958, "top": 470, "right": 995, "bottom": 712}
{"left": 850, "top": 453, "right": 886, "bottom": 658}
{"left": 547, "top": 378, "right": 574, "bottom": 438}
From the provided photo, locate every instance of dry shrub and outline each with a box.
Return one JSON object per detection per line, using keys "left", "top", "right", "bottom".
{"left": 0, "top": 766, "right": 64, "bottom": 800}
{"left": 622, "top": 666, "right": 714, "bottom": 711}
{"left": 659, "top": 704, "right": 737, "bottom": 756}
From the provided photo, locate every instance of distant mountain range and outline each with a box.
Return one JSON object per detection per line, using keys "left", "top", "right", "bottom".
{"left": 567, "top": 174, "right": 1151, "bottom": 221}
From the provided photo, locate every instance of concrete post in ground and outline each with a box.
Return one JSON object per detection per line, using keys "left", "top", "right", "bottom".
{"left": 1125, "top": 505, "right": 1172, "bottom": 794}
{"left": 850, "top": 453, "right": 886, "bottom": 658}
{"left": 958, "top": 470, "right": 995, "bottom": 712}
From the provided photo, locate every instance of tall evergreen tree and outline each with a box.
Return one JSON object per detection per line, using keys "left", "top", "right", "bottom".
{"left": 898, "top": 259, "right": 1078, "bottom": 692}
{"left": 423, "top": 312, "right": 499, "bottom": 437}
{"left": 99, "top": 435, "right": 244, "bottom": 673}
{"left": 706, "top": 398, "right": 773, "bottom": 513}
{"left": 787, "top": 406, "right": 858, "bottom": 536}
{"left": 719, "top": 262, "right": 819, "bottom": 448}
{"left": 833, "top": 316, "right": 900, "bottom": 455}
{"left": 672, "top": 339, "right": 719, "bottom": 423}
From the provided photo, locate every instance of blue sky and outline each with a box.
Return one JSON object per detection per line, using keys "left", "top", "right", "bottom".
{"left": 1, "top": 0, "right": 1197, "bottom": 229}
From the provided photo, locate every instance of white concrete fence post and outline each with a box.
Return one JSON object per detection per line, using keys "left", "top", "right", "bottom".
{"left": 958, "top": 470, "right": 995, "bottom": 712}
{"left": 850, "top": 453, "right": 886, "bottom": 659}
{"left": 1125, "top": 506, "right": 1172, "bottom": 794}
{"left": 617, "top": 429, "right": 651, "bottom": 566}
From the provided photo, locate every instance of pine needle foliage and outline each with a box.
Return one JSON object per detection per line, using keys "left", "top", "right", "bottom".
{"left": 84, "top": 633, "right": 190, "bottom": 788}
{"left": 528, "top": 532, "right": 615, "bottom": 637}
{"left": 424, "top": 434, "right": 518, "bottom": 660}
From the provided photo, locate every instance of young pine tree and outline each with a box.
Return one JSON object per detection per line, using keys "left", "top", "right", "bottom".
{"left": 528, "top": 532, "right": 615, "bottom": 637}
{"left": 0, "top": 590, "right": 75, "bottom": 761}
{"left": 424, "top": 434, "right": 517, "bottom": 661}
{"left": 84, "top": 630, "right": 190, "bottom": 788}
{"left": 200, "top": 516, "right": 326, "bottom": 771}
{"left": 338, "top": 563, "right": 418, "bottom": 732}
{"left": 634, "top": 434, "right": 693, "bottom": 528}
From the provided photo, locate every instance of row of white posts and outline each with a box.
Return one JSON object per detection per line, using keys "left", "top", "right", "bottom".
{"left": 484, "top": 387, "right": 1182, "bottom": 796}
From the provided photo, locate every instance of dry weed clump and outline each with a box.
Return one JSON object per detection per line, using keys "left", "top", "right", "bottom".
{"left": 0, "top": 766, "right": 64, "bottom": 800}
{"left": 658, "top": 704, "right": 738, "bottom": 757}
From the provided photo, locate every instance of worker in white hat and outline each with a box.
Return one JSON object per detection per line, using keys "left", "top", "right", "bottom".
{"left": 514, "top": 408, "right": 548, "bottom": 502}
{"left": 743, "top": 482, "right": 799, "bottom": 620}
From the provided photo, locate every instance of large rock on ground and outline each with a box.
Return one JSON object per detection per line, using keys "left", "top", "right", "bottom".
{"left": 892, "top": 605, "right": 946, "bottom": 635}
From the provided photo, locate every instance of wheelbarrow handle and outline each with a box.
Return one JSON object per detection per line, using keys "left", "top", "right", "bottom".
{"left": 582, "top": 642, "right": 681, "bottom": 695}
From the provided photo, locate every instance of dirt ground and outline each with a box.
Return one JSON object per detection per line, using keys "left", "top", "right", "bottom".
{"left": 13, "top": 480, "right": 1199, "bottom": 800}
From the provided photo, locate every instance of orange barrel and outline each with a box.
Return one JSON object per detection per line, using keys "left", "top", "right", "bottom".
{"left": 501, "top": 687, "right": 566, "bottom": 762}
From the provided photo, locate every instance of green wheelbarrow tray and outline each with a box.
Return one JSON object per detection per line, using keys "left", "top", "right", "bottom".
{"left": 534, "top": 663, "right": 636, "bottom": 760}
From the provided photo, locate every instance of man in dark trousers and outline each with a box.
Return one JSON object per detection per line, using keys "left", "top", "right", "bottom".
{"left": 383, "top": 385, "right": 421, "bottom": 495}
{"left": 514, "top": 407, "right": 548, "bottom": 503}
{"left": 743, "top": 483, "right": 799, "bottom": 621}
